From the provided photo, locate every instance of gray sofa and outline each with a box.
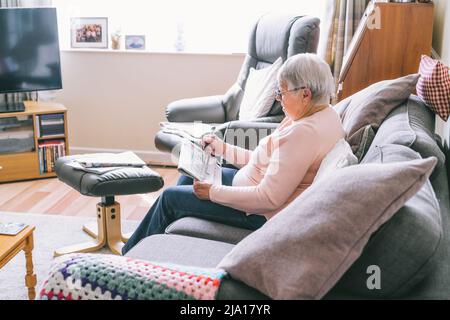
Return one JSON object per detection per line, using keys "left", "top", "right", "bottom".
{"left": 126, "top": 95, "right": 450, "bottom": 300}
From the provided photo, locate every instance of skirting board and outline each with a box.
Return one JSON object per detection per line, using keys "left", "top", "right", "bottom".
{"left": 69, "top": 147, "right": 177, "bottom": 167}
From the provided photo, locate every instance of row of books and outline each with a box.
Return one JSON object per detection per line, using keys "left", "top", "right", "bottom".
{"left": 35, "top": 113, "right": 65, "bottom": 138}
{"left": 38, "top": 139, "right": 66, "bottom": 174}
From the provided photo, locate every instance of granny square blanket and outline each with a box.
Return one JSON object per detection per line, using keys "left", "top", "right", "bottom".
{"left": 39, "top": 253, "right": 227, "bottom": 300}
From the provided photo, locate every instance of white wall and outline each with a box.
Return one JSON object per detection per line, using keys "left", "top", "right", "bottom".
{"left": 50, "top": 50, "right": 244, "bottom": 162}
{"left": 432, "top": 0, "right": 450, "bottom": 139}
{"left": 433, "top": 0, "right": 450, "bottom": 64}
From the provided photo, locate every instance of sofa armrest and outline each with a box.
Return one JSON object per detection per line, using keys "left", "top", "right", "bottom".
{"left": 215, "top": 120, "right": 279, "bottom": 151}
{"left": 166, "top": 95, "right": 226, "bottom": 123}
{"left": 251, "top": 114, "right": 285, "bottom": 124}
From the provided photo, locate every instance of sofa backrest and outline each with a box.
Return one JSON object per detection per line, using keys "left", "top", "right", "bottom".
{"left": 222, "top": 14, "right": 320, "bottom": 121}
{"left": 369, "top": 95, "right": 446, "bottom": 182}
{"left": 326, "top": 96, "right": 450, "bottom": 299}
{"left": 444, "top": 121, "right": 450, "bottom": 191}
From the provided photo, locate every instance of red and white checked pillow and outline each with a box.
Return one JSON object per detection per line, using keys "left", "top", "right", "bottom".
{"left": 417, "top": 55, "right": 450, "bottom": 121}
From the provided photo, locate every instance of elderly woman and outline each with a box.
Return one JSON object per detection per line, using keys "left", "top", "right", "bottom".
{"left": 122, "top": 53, "right": 345, "bottom": 255}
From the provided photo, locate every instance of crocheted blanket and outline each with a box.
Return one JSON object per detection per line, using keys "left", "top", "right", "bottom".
{"left": 39, "top": 253, "right": 228, "bottom": 300}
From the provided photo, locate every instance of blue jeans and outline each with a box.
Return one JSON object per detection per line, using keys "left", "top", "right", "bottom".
{"left": 122, "top": 167, "right": 267, "bottom": 255}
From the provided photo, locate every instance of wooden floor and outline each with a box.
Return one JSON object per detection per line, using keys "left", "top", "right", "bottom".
{"left": 0, "top": 166, "right": 180, "bottom": 221}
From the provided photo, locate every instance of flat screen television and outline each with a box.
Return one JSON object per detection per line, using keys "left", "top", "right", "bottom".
{"left": 0, "top": 7, "right": 62, "bottom": 113}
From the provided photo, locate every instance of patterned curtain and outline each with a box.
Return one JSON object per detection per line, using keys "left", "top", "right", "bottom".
{"left": 319, "top": 0, "right": 370, "bottom": 82}
{"left": 0, "top": 0, "right": 52, "bottom": 104}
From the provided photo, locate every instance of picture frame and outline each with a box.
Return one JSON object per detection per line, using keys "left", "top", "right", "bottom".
{"left": 125, "top": 35, "right": 146, "bottom": 50}
{"left": 71, "top": 17, "right": 108, "bottom": 49}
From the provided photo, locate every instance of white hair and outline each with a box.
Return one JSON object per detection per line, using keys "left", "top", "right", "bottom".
{"left": 277, "top": 53, "right": 335, "bottom": 105}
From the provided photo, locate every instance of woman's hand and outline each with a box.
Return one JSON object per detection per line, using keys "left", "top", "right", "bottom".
{"left": 201, "top": 134, "right": 226, "bottom": 157}
{"left": 193, "top": 180, "right": 212, "bottom": 200}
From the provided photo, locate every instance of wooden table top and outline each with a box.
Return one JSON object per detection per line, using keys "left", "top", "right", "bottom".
{"left": 0, "top": 226, "right": 35, "bottom": 262}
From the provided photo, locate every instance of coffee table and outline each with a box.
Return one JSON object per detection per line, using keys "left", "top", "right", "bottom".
{"left": 0, "top": 226, "right": 37, "bottom": 300}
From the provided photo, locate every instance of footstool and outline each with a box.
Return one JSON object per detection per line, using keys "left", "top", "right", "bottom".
{"left": 54, "top": 155, "right": 164, "bottom": 257}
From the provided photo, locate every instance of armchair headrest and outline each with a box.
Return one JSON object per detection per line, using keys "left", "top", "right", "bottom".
{"left": 248, "top": 13, "right": 320, "bottom": 66}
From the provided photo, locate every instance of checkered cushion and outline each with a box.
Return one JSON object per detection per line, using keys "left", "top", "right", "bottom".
{"left": 417, "top": 55, "right": 450, "bottom": 121}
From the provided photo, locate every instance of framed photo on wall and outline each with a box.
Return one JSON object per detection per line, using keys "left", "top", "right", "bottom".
{"left": 125, "top": 35, "right": 146, "bottom": 50}
{"left": 71, "top": 17, "right": 108, "bottom": 49}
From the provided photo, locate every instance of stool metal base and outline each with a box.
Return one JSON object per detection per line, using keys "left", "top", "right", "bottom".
{"left": 54, "top": 201, "right": 130, "bottom": 257}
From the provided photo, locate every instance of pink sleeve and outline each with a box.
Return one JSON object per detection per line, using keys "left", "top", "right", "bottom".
{"left": 209, "top": 125, "right": 320, "bottom": 214}
{"left": 222, "top": 144, "right": 252, "bottom": 168}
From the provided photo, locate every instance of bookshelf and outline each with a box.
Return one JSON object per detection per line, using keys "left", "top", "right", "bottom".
{"left": 0, "top": 101, "right": 69, "bottom": 183}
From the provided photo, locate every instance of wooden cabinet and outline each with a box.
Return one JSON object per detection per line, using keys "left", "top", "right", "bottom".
{"left": 0, "top": 101, "right": 69, "bottom": 183}
{"left": 338, "top": 1, "right": 434, "bottom": 101}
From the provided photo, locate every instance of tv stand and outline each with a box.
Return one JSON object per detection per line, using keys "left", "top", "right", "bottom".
{"left": 0, "top": 101, "right": 25, "bottom": 114}
{"left": 0, "top": 101, "right": 68, "bottom": 183}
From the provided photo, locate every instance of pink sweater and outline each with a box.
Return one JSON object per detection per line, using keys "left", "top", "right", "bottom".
{"left": 209, "top": 107, "right": 345, "bottom": 220}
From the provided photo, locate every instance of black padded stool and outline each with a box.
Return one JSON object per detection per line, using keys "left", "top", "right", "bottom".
{"left": 54, "top": 155, "right": 164, "bottom": 256}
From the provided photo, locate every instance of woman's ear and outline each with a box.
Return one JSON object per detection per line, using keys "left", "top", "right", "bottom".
{"left": 301, "top": 88, "right": 312, "bottom": 104}
{"left": 304, "top": 88, "right": 312, "bottom": 99}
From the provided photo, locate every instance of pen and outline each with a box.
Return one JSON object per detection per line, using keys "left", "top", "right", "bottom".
{"left": 202, "top": 126, "right": 216, "bottom": 150}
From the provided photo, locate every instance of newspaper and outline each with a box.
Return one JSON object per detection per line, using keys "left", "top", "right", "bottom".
{"left": 66, "top": 161, "right": 125, "bottom": 174}
{"left": 75, "top": 151, "right": 146, "bottom": 168}
{"left": 178, "top": 140, "right": 222, "bottom": 186}
{"left": 160, "top": 122, "right": 217, "bottom": 139}
{"left": 66, "top": 151, "right": 147, "bottom": 175}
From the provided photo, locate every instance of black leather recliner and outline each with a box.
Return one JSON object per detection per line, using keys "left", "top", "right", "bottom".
{"left": 155, "top": 13, "right": 321, "bottom": 153}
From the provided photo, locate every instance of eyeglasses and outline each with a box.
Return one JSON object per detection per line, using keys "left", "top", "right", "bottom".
{"left": 275, "top": 87, "right": 307, "bottom": 101}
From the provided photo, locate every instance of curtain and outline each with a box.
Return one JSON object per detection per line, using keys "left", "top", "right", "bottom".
{"left": 319, "top": 0, "right": 370, "bottom": 83}
{"left": 0, "top": 0, "right": 52, "bottom": 105}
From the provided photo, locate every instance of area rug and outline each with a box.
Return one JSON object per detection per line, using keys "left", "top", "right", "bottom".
{"left": 0, "top": 212, "right": 138, "bottom": 300}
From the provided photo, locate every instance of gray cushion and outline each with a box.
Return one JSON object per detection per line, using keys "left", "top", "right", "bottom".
{"left": 125, "top": 234, "right": 234, "bottom": 268}
{"left": 55, "top": 155, "right": 164, "bottom": 197}
{"left": 367, "top": 95, "right": 446, "bottom": 184}
{"left": 328, "top": 144, "right": 442, "bottom": 298}
{"left": 165, "top": 217, "right": 253, "bottom": 245}
{"left": 218, "top": 156, "right": 437, "bottom": 300}
{"left": 334, "top": 74, "right": 420, "bottom": 158}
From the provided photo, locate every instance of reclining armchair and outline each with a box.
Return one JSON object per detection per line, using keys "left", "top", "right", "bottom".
{"left": 155, "top": 13, "right": 320, "bottom": 153}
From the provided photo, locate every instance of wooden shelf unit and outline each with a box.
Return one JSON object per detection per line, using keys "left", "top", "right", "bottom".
{"left": 337, "top": 1, "right": 434, "bottom": 101}
{"left": 0, "top": 101, "right": 69, "bottom": 183}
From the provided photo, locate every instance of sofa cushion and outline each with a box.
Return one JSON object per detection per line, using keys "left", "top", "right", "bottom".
{"left": 239, "top": 57, "right": 282, "bottom": 120}
{"left": 328, "top": 144, "right": 442, "bottom": 298}
{"left": 125, "top": 234, "right": 234, "bottom": 268}
{"left": 313, "top": 138, "right": 358, "bottom": 183}
{"left": 217, "top": 156, "right": 437, "bottom": 300}
{"left": 366, "top": 95, "right": 446, "bottom": 184}
{"left": 165, "top": 217, "right": 253, "bottom": 245}
{"left": 334, "top": 74, "right": 420, "bottom": 159}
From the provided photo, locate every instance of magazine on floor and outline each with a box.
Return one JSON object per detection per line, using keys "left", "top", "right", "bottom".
{"left": 0, "top": 222, "right": 27, "bottom": 236}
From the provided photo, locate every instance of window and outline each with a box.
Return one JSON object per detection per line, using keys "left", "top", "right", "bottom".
{"left": 54, "top": 0, "right": 327, "bottom": 53}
